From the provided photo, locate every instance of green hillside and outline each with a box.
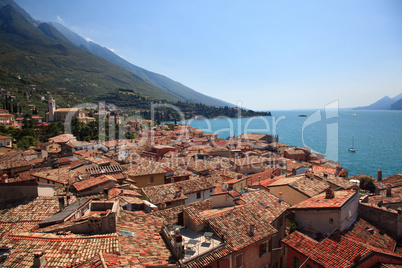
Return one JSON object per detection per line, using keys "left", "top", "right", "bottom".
{"left": 0, "top": 5, "right": 180, "bottom": 103}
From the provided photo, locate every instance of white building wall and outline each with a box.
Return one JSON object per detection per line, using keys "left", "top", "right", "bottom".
{"left": 184, "top": 188, "right": 215, "bottom": 204}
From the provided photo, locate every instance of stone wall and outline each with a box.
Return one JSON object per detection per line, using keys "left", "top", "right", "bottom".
{"left": 358, "top": 203, "right": 402, "bottom": 238}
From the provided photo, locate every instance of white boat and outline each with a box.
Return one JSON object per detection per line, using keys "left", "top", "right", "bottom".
{"left": 348, "top": 136, "right": 356, "bottom": 152}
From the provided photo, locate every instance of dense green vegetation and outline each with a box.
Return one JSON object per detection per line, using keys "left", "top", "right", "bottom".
{"left": 0, "top": 120, "right": 64, "bottom": 150}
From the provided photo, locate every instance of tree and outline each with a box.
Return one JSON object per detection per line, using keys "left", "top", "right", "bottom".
{"left": 17, "top": 136, "right": 35, "bottom": 150}
{"left": 359, "top": 177, "right": 376, "bottom": 193}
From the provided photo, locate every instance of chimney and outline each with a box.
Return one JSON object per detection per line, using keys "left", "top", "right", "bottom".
{"left": 386, "top": 185, "right": 392, "bottom": 197}
{"left": 58, "top": 197, "right": 65, "bottom": 212}
{"left": 33, "top": 251, "right": 47, "bottom": 268}
{"left": 377, "top": 170, "right": 382, "bottom": 181}
{"left": 325, "top": 188, "right": 335, "bottom": 199}
{"left": 278, "top": 192, "right": 283, "bottom": 203}
{"left": 174, "top": 228, "right": 184, "bottom": 259}
{"left": 324, "top": 173, "right": 328, "bottom": 180}
{"left": 66, "top": 194, "right": 71, "bottom": 206}
{"left": 249, "top": 222, "right": 256, "bottom": 236}
{"left": 103, "top": 188, "right": 109, "bottom": 200}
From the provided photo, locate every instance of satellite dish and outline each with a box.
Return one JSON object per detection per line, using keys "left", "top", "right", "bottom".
{"left": 222, "top": 183, "right": 229, "bottom": 191}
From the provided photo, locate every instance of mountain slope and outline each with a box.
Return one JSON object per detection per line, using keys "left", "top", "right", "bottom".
{"left": 50, "top": 22, "right": 234, "bottom": 107}
{"left": 391, "top": 98, "right": 402, "bottom": 110}
{"left": 0, "top": 5, "right": 181, "bottom": 102}
{"left": 354, "top": 93, "right": 402, "bottom": 110}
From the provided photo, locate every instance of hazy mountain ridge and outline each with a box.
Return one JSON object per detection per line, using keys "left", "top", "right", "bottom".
{"left": 354, "top": 93, "right": 402, "bottom": 110}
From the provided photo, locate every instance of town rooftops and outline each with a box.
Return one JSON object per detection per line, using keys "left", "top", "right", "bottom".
{"left": 290, "top": 189, "right": 357, "bottom": 210}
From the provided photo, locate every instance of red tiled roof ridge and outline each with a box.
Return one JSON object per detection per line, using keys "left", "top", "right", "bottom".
{"left": 9, "top": 232, "right": 118, "bottom": 241}
{"left": 0, "top": 220, "right": 42, "bottom": 224}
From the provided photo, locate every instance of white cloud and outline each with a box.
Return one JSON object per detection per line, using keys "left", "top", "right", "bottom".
{"left": 107, "top": 47, "right": 115, "bottom": 52}
{"left": 85, "top": 37, "right": 94, "bottom": 42}
{"left": 57, "top": 15, "right": 63, "bottom": 23}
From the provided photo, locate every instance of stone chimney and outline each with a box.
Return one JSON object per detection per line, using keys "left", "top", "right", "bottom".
{"left": 377, "top": 170, "right": 382, "bottom": 181}
{"left": 249, "top": 222, "right": 256, "bottom": 236}
{"left": 33, "top": 251, "right": 47, "bottom": 268}
{"left": 386, "top": 185, "right": 392, "bottom": 197}
{"left": 173, "top": 228, "right": 184, "bottom": 259}
{"left": 278, "top": 192, "right": 283, "bottom": 203}
{"left": 58, "top": 197, "right": 65, "bottom": 212}
{"left": 103, "top": 188, "right": 109, "bottom": 200}
{"left": 325, "top": 188, "right": 335, "bottom": 199}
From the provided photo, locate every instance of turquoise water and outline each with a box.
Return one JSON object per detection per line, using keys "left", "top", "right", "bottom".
{"left": 185, "top": 110, "right": 402, "bottom": 178}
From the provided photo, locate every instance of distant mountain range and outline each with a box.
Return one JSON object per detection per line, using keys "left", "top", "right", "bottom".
{"left": 0, "top": 0, "right": 234, "bottom": 107}
{"left": 354, "top": 93, "right": 402, "bottom": 110}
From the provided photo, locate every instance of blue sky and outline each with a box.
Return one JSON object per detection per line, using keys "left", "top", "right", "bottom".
{"left": 15, "top": 0, "right": 402, "bottom": 110}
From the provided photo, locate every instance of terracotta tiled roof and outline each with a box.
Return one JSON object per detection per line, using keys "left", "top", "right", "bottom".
{"left": 116, "top": 210, "right": 175, "bottom": 267}
{"left": 205, "top": 203, "right": 277, "bottom": 251}
{"left": 345, "top": 218, "right": 397, "bottom": 252}
{"left": 315, "top": 171, "right": 355, "bottom": 189}
{"left": 49, "top": 134, "right": 76, "bottom": 143}
{"left": 269, "top": 175, "right": 329, "bottom": 197}
{"left": 312, "top": 165, "right": 337, "bottom": 174}
{"left": 282, "top": 231, "right": 372, "bottom": 268}
{"left": 283, "top": 224, "right": 402, "bottom": 268}
{"left": 33, "top": 167, "right": 81, "bottom": 185}
{"left": 290, "top": 190, "right": 357, "bottom": 210}
{"left": 1, "top": 232, "right": 119, "bottom": 267}
{"left": 0, "top": 197, "right": 60, "bottom": 240}
{"left": 241, "top": 190, "right": 290, "bottom": 223}
{"left": 73, "top": 175, "right": 117, "bottom": 192}
{"left": 141, "top": 183, "right": 186, "bottom": 205}
{"left": 176, "top": 175, "right": 225, "bottom": 194}
{"left": 152, "top": 199, "right": 212, "bottom": 227}
{"left": 367, "top": 186, "right": 402, "bottom": 204}
{"left": 382, "top": 174, "right": 402, "bottom": 188}
{"left": 0, "top": 158, "right": 31, "bottom": 170}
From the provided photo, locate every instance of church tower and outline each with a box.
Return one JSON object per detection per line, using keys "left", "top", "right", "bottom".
{"left": 48, "top": 97, "right": 56, "bottom": 122}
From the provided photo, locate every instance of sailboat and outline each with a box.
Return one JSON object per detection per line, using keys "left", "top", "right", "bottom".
{"left": 348, "top": 136, "right": 356, "bottom": 152}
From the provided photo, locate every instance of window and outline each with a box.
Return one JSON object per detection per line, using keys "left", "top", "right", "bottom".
{"left": 292, "top": 257, "right": 300, "bottom": 268}
{"left": 235, "top": 254, "right": 243, "bottom": 268}
{"left": 268, "top": 239, "right": 272, "bottom": 252}
{"left": 329, "top": 218, "right": 334, "bottom": 224}
{"left": 259, "top": 241, "right": 268, "bottom": 257}
{"left": 196, "top": 192, "right": 201, "bottom": 199}
{"left": 150, "top": 176, "right": 154, "bottom": 183}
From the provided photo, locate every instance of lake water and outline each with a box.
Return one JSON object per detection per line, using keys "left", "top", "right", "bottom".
{"left": 185, "top": 110, "right": 402, "bottom": 178}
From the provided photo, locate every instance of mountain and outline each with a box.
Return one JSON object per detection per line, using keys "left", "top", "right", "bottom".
{"left": 0, "top": 0, "right": 37, "bottom": 25}
{"left": 391, "top": 98, "right": 402, "bottom": 110}
{"left": 0, "top": 4, "right": 183, "bottom": 102}
{"left": 354, "top": 93, "right": 402, "bottom": 110}
{"left": 49, "top": 22, "right": 234, "bottom": 107}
